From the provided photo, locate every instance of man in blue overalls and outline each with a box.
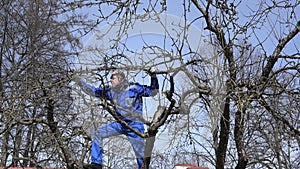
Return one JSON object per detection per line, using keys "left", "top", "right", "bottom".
{"left": 76, "top": 70, "right": 159, "bottom": 169}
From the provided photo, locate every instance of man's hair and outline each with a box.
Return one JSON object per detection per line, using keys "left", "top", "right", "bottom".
{"left": 111, "top": 70, "right": 125, "bottom": 80}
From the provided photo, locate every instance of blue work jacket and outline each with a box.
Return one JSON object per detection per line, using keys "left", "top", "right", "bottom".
{"left": 79, "top": 76, "right": 159, "bottom": 122}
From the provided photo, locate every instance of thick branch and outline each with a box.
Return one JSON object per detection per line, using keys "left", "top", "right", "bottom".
{"left": 45, "top": 94, "right": 75, "bottom": 169}
{"left": 259, "top": 96, "right": 300, "bottom": 138}
{"left": 261, "top": 20, "right": 300, "bottom": 83}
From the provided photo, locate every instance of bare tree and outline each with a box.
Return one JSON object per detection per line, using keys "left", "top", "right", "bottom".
{"left": 74, "top": 0, "right": 299, "bottom": 169}
{"left": 0, "top": 0, "right": 87, "bottom": 168}
{"left": 1, "top": 0, "right": 299, "bottom": 169}
{"left": 189, "top": 0, "right": 299, "bottom": 169}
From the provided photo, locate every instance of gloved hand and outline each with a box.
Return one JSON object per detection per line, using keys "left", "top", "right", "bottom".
{"left": 72, "top": 74, "right": 82, "bottom": 83}
{"left": 145, "top": 68, "right": 156, "bottom": 77}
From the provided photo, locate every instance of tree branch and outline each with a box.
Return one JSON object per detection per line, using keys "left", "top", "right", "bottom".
{"left": 261, "top": 20, "right": 300, "bottom": 83}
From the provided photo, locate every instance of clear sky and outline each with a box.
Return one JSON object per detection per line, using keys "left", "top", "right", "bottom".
{"left": 76, "top": 1, "right": 299, "bottom": 167}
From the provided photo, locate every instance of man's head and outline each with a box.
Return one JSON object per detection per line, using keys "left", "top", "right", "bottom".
{"left": 110, "top": 70, "right": 125, "bottom": 88}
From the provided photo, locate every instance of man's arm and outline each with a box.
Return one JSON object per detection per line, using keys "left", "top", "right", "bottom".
{"left": 77, "top": 80, "right": 109, "bottom": 98}
{"left": 134, "top": 74, "right": 159, "bottom": 97}
{"left": 149, "top": 74, "right": 159, "bottom": 96}
{"left": 77, "top": 80, "right": 98, "bottom": 97}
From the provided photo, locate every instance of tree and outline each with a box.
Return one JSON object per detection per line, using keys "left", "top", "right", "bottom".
{"left": 1, "top": 0, "right": 299, "bottom": 169}
{"left": 190, "top": 1, "right": 299, "bottom": 168}
{"left": 73, "top": 0, "right": 299, "bottom": 169}
{"left": 0, "top": 0, "right": 87, "bottom": 168}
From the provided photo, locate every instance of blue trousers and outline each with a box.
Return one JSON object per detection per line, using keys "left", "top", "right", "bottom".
{"left": 91, "top": 121, "right": 145, "bottom": 168}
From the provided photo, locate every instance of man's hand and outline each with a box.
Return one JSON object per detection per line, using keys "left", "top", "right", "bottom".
{"left": 145, "top": 68, "right": 156, "bottom": 77}
{"left": 72, "top": 74, "right": 82, "bottom": 83}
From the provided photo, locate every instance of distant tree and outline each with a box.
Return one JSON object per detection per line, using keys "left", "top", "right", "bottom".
{"left": 0, "top": 0, "right": 86, "bottom": 168}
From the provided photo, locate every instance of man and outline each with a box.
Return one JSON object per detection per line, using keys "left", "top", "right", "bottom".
{"left": 75, "top": 70, "right": 159, "bottom": 169}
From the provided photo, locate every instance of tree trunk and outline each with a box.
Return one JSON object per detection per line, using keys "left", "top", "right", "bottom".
{"left": 12, "top": 124, "right": 23, "bottom": 166}
{"left": 0, "top": 130, "right": 9, "bottom": 166}
{"left": 0, "top": 2, "right": 8, "bottom": 166}
{"left": 23, "top": 123, "right": 35, "bottom": 167}
{"left": 142, "top": 129, "right": 157, "bottom": 169}
{"left": 216, "top": 96, "right": 230, "bottom": 169}
{"left": 46, "top": 96, "right": 75, "bottom": 169}
{"left": 234, "top": 109, "right": 248, "bottom": 169}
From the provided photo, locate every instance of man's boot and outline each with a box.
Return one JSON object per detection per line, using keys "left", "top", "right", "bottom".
{"left": 83, "top": 163, "right": 102, "bottom": 169}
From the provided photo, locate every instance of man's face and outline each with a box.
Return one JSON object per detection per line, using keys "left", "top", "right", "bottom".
{"left": 110, "top": 74, "right": 123, "bottom": 88}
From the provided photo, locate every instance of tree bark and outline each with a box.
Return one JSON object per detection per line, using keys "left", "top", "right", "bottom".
{"left": 46, "top": 95, "right": 75, "bottom": 169}
{"left": 12, "top": 124, "right": 23, "bottom": 166}
{"left": 216, "top": 96, "right": 230, "bottom": 169}
{"left": 234, "top": 109, "right": 248, "bottom": 169}
{"left": 0, "top": 130, "right": 9, "bottom": 166}
{"left": 0, "top": 1, "right": 8, "bottom": 166}
{"left": 142, "top": 129, "right": 157, "bottom": 169}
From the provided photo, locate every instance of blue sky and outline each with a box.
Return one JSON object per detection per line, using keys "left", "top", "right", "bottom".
{"left": 75, "top": 1, "right": 299, "bottom": 167}
{"left": 80, "top": 0, "right": 299, "bottom": 58}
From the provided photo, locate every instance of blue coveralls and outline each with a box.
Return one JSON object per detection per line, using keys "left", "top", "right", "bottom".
{"left": 79, "top": 76, "right": 159, "bottom": 168}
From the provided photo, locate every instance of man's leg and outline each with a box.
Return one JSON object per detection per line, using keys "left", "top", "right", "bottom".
{"left": 125, "top": 122, "right": 145, "bottom": 169}
{"left": 91, "top": 122, "right": 124, "bottom": 165}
